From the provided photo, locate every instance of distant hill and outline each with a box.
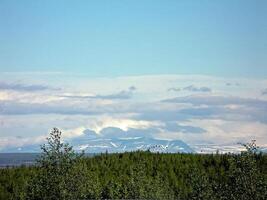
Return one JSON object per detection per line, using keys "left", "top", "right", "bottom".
{"left": 0, "top": 129, "right": 194, "bottom": 153}
{"left": 71, "top": 136, "right": 194, "bottom": 153}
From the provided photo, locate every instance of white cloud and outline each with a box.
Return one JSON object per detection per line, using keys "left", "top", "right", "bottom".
{"left": 181, "top": 119, "right": 267, "bottom": 146}
{"left": 1, "top": 73, "right": 267, "bottom": 151}
{"left": 88, "top": 117, "right": 162, "bottom": 134}
{"left": 0, "top": 135, "right": 46, "bottom": 150}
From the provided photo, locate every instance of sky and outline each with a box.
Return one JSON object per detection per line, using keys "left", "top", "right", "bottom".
{"left": 0, "top": 0, "right": 267, "bottom": 77}
{"left": 0, "top": 1, "right": 267, "bottom": 152}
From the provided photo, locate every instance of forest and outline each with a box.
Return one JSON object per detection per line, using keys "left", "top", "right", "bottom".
{"left": 0, "top": 128, "right": 266, "bottom": 200}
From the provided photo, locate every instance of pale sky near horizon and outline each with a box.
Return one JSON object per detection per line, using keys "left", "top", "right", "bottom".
{"left": 0, "top": 0, "right": 266, "bottom": 77}
{"left": 0, "top": 1, "right": 267, "bottom": 152}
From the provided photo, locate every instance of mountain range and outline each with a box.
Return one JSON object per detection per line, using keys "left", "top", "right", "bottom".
{"left": 1, "top": 127, "right": 194, "bottom": 153}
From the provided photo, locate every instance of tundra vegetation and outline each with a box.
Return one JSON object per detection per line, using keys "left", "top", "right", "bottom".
{"left": 0, "top": 128, "right": 266, "bottom": 199}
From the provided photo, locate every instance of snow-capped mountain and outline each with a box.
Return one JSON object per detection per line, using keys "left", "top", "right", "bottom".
{"left": 69, "top": 128, "right": 194, "bottom": 153}
{"left": 0, "top": 127, "right": 194, "bottom": 153}
{"left": 1, "top": 137, "right": 193, "bottom": 153}
{"left": 71, "top": 137, "right": 194, "bottom": 153}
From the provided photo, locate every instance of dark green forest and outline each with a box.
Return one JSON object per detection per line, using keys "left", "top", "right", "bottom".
{"left": 0, "top": 128, "right": 266, "bottom": 200}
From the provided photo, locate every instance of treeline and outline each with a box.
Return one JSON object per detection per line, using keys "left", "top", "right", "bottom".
{"left": 0, "top": 128, "right": 266, "bottom": 200}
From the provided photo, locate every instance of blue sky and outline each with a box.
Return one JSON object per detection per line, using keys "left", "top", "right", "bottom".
{"left": 0, "top": 0, "right": 266, "bottom": 77}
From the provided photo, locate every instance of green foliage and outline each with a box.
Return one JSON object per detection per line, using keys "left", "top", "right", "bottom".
{"left": 222, "top": 140, "right": 267, "bottom": 200}
{"left": 0, "top": 135, "right": 266, "bottom": 200}
{"left": 188, "top": 167, "right": 214, "bottom": 200}
{"left": 26, "top": 128, "right": 90, "bottom": 200}
{"left": 0, "top": 166, "right": 34, "bottom": 200}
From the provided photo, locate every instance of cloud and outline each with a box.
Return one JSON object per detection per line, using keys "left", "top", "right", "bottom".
{"left": 183, "top": 85, "right": 211, "bottom": 92}
{"left": 0, "top": 101, "right": 99, "bottom": 115}
{"left": 162, "top": 95, "right": 267, "bottom": 107}
{"left": 130, "top": 94, "right": 267, "bottom": 127}
{"left": 167, "top": 85, "right": 211, "bottom": 93}
{"left": 183, "top": 119, "right": 267, "bottom": 145}
{"left": 226, "top": 82, "right": 240, "bottom": 86}
{"left": 1, "top": 74, "right": 267, "bottom": 151}
{"left": 94, "top": 90, "right": 132, "bottom": 100}
{"left": 262, "top": 89, "right": 267, "bottom": 95}
{"left": 99, "top": 127, "right": 156, "bottom": 139}
{"left": 60, "top": 86, "right": 136, "bottom": 100}
{"left": 165, "top": 122, "right": 206, "bottom": 134}
{"left": 0, "top": 135, "right": 46, "bottom": 151}
{"left": 168, "top": 87, "right": 181, "bottom": 92}
{"left": 0, "top": 82, "right": 59, "bottom": 92}
{"left": 94, "top": 86, "right": 137, "bottom": 100}
{"left": 86, "top": 117, "right": 160, "bottom": 134}
{"left": 160, "top": 95, "right": 267, "bottom": 124}
{"left": 129, "top": 86, "right": 137, "bottom": 91}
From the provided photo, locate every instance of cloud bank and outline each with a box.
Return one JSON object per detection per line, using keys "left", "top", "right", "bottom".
{"left": 0, "top": 74, "right": 267, "bottom": 152}
{"left": 0, "top": 82, "right": 59, "bottom": 92}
